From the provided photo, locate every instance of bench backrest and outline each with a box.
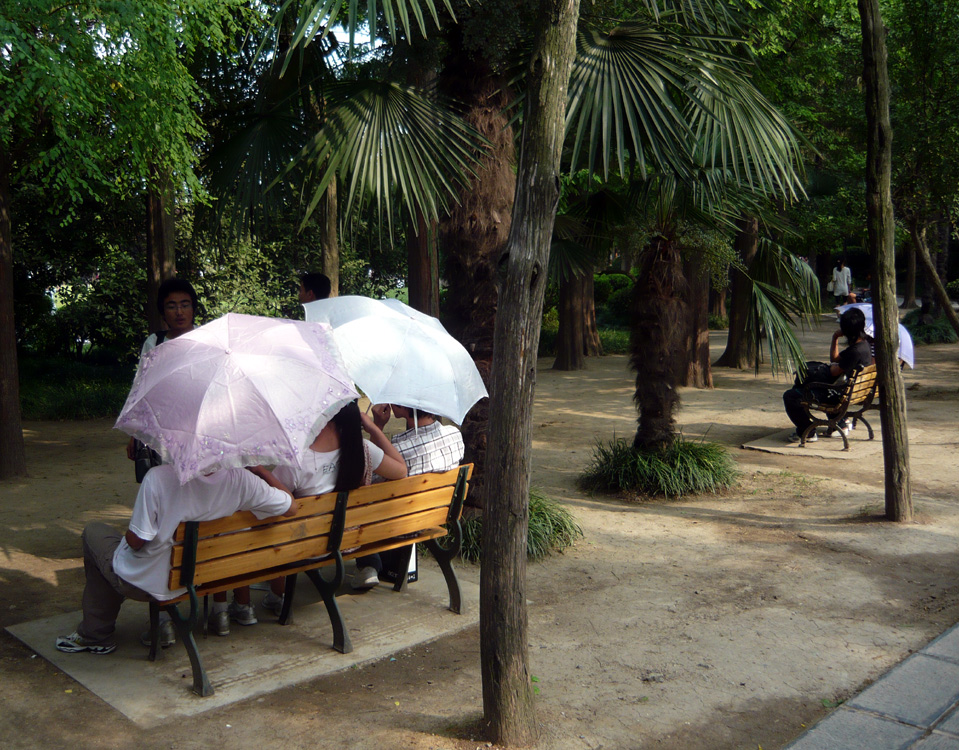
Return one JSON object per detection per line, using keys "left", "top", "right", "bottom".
{"left": 168, "top": 464, "right": 472, "bottom": 592}
{"left": 847, "top": 364, "right": 877, "bottom": 406}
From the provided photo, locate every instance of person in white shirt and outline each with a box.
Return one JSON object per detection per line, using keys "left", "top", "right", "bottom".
{"left": 55, "top": 464, "right": 294, "bottom": 655}
{"left": 370, "top": 403, "right": 465, "bottom": 584}
{"left": 831, "top": 260, "right": 852, "bottom": 305}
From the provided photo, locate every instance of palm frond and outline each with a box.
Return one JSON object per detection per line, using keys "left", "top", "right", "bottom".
{"left": 285, "top": 80, "right": 489, "bottom": 231}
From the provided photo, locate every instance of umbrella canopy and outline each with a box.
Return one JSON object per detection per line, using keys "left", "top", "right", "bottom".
{"left": 115, "top": 313, "right": 358, "bottom": 483}
{"left": 303, "top": 296, "right": 488, "bottom": 424}
{"left": 836, "top": 303, "right": 915, "bottom": 368}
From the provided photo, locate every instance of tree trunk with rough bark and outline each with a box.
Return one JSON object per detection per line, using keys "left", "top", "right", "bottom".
{"left": 407, "top": 210, "right": 439, "bottom": 315}
{"left": 480, "top": 0, "right": 580, "bottom": 740}
{"left": 584, "top": 274, "right": 603, "bottom": 356}
{"left": 630, "top": 240, "right": 687, "bottom": 450}
{"left": 680, "top": 254, "right": 713, "bottom": 388}
{"left": 714, "top": 215, "right": 758, "bottom": 369}
{"left": 859, "top": 0, "right": 912, "bottom": 521}
{"left": 439, "top": 37, "right": 516, "bottom": 512}
{"left": 553, "top": 273, "right": 588, "bottom": 370}
{"left": 146, "top": 168, "right": 177, "bottom": 333}
{"left": 320, "top": 180, "right": 339, "bottom": 297}
{"left": 911, "top": 219, "right": 959, "bottom": 336}
{"left": 0, "top": 147, "right": 26, "bottom": 479}
{"left": 902, "top": 236, "right": 917, "bottom": 308}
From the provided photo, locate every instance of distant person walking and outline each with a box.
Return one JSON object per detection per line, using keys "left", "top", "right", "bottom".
{"left": 831, "top": 260, "right": 852, "bottom": 306}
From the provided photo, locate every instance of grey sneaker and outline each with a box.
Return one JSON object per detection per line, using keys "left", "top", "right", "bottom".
{"left": 788, "top": 431, "right": 817, "bottom": 443}
{"left": 55, "top": 631, "right": 116, "bottom": 655}
{"left": 351, "top": 566, "right": 381, "bottom": 590}
{"left": 208, "top": 609, "right": 230, "bottom": 636}
{"left": 228, "top": 600, "right": 258, "bottom": 626}
{"left": 140, "top": 619, "right": 176, "bottom": 648}
{"left": 262, "top": 591, "right": 284, "bottom": 617}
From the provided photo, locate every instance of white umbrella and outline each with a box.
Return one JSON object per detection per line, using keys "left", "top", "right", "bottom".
{"left": 115, "top": 313, "right": 359, "bottom": 483}
{"left": 836, "top": 303, "right": 915, "bottom": 368}
{"left": 303, "top": 296, "right": 488, "bottom": 424}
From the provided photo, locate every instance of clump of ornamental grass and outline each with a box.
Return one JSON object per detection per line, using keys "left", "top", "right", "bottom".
{"left": 578, "top": 437, "right": 737, "bottom": 498}
{"left": 457, "top": 489, "right": 584, "bottom": 563}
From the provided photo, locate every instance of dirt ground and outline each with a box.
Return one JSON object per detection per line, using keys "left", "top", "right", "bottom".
{"left": 2, "top": 321, "right": 958, "bottom": 750}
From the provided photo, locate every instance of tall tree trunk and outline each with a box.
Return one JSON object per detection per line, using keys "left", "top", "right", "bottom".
{"left": 859, "top": 0, "right": 912, "bottom": 521}
{"left": 481, "top": 0, "right": 580, "bottom": 740}
{"left": 553, "top": 273, "right": 588, "bottom": 370}
{"left": 407, "top": 210, "right": 439, "bottom": 315}
{"left": 146, "top": 168, "right": 177, "bottom": 333}
{"left": 714, "top": 215, "right": 758, "bottom": 369}
{"left": 0, "top": 147, "right": 26, "bottom": 479}
{"left": 320, "top": 179, "right": 339, "bottom": 297}
{"left": 709, "top": 283, "right": 727, "bottom": 320}
{"left": 680, "top": 253, "right": 713, "bottom": 388}
{"left": 583, "top": 274, "right": 603, "bottom": 356}
{"left": 902, "top": 236, "right": 917, "bottom": 308}
{"left": 439, "top": 37, "right": 516, "bottom": 512}
{"left": 911, "top": 219, "right": 959, "bottom": 336}
{"left": 630, "top": 240, "right": 686, "bottom": 450}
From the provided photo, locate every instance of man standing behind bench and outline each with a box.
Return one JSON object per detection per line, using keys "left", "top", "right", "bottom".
{"left": 363, "top": 403, "right": 465, "bottom": 586}
{"left": 56, "top": 464, "right": 295, "bottom": 655}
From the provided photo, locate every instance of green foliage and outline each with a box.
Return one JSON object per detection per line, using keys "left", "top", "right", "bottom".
{"left": 593, "top": 273, "right": 632, "bottom": 306}
{"left": 578, "top": 437, "right": 738, "bottom": 498}
{"left": 18, "top": 356, "right": 134, "bottom": 420}
{"left": 708, "top": 313, "right": 729, "bottom": 330}
{"left": 598, "top": 286, "right": 632, "bottom": 328}
{"left": 457, "top": 489, "right": 584, "bottom": 563}
{"left": 946, "top": 279, "right": 959, "bottom": 300}
{"left": 902, "top": 309, "right": 959, "bottom": 345}
{"left": 599, "top": 328, "right": 630, "bottom": 354}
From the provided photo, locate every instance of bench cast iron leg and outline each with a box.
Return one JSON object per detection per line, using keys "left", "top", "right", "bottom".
{"left": 304, "top": 565, "right": 353, "bottom": 654}
{"left": 278, "top": 573, "right": 297, "bottom": 626}
{"left": 858, "top": 415, "right": 874, "bottom": 440}
{"left": 165, "top": 603, "right": 213, "bottom": 697}
{"left": 424, "top": 539, "right": 462, "bottom": 614}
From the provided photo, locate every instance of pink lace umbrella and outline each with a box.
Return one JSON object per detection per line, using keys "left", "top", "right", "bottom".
{"left": 115, "top": 313, "right": 358, "bottom": 483}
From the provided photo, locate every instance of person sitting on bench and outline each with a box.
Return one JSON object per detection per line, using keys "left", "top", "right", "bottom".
{"left": 55, "top": 464, "right": 294, "bottom": 655}
{"left": 782, "top": 307, "right": 871, "bottom": 443}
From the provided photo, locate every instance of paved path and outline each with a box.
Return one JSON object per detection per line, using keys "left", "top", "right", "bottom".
{"left": 786, "top": 623, "right": 959, "bottom": 749}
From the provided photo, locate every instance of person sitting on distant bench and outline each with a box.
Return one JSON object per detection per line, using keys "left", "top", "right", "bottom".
{"left": 782, "top": 307, "right": 871, "bottom": 443}
{"left": 297, "top": 272, "right": 331, "bottom": 303}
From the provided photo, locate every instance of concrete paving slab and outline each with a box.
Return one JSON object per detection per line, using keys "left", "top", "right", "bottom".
{"left": 846, "top": 653, "right": 959, "bottom": 728}
{"left": 931, "top": 706, "right": 959, "bottom": 738}
{"left": 923, "top": 627, "right": 959, "bottom": 666}
{"left": 741, "top": 427, "right": 921, "bottom": 460}
{"left": 784, "top": 706, "right": 923, "bottom": 750}
{"left": 912, "top": 733, "right": 959, "bottom": 749}
{"left": 6, "top": 562, "right": 479, "bottom": 727}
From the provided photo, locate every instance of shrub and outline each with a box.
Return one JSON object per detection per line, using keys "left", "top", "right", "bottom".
{"left": 708, "top": 313, "right": 729, "bottom": 330}
{"left": 19, "top": 355, "right": 134, "bottom": 420}
{"left": 578, "top": 437, "right": 738, "bottom": 498}
{"left": 598, "top": 286, "right": 632, "bottom": 328}
{"left": 593, "top": 273, "right": 632, "bottom": 306}
{"left": 598, "top": 328, "right": 629, "bottom": 353}
{"left": 902, "top": 309, "right": 959, "bottom": 345}
{"left": 457, "top": 489, "right": 584, "bottom": 563}
{"left": 947, "top": 279, "right": 959, "bottom": 300}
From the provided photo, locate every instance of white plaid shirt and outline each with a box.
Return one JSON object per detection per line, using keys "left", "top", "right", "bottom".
{"left": 391, "top": 421, "right": 464, "bottom": 476}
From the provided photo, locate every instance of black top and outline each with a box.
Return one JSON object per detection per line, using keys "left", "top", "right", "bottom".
{"left": 837, "top": 339, "right": 872, "bottom": 377}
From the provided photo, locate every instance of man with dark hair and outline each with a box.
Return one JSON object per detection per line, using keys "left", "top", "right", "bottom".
{"left": 298, "top": 272, "right": 332, "bottom": 303}
{"left": 782, "top": 307, "right": 871, "bottom": 442}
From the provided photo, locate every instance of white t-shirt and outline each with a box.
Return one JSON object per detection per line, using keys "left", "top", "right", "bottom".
{"left": 272, "top": 439, "right": 386, "bottom": 497}
{"left": 113, "top": 464, "right": 291, "bottom": 600}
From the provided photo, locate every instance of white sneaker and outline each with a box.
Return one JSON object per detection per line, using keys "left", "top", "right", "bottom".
{"left": 262, "top": 591, "right": 284, "bottom": 617}
{"left": 788, "top": 431, "right": 817, "bottom": 443}
{"left": 228, "top": 600, "right": 258, "bottom": 626}
{"left": 351, "top": 566, "right": 381, "bottom": 590}
{"left": 208, "top": 610, "right": 230, "bottom": 636}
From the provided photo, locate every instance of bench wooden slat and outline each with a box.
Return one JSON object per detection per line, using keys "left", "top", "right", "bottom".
{"left": 173, "top": 492, "right": 340, "bottom": 541}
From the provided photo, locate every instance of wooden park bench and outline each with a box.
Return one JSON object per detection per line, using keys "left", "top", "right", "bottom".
{"left": 797, "top": 364, "right": 878, "bottom": 450}
{"left": 143, "top": 464, "right": 472, "bottom": 696}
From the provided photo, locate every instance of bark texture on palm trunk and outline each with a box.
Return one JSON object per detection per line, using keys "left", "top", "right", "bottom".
{"left": 630, "top": 240, "right": 687, "bottom": 450}
{"left": 439, "top": 41, "right": 516, "bottom": 513}
{"left": 859, "top": 0, "right": 912, "bottom": 521}
{"left": 480, "top": 0, "right": 580, "bottom": 740}
{"left": 145, "top": 168, "right": 177, "bottom": 333}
